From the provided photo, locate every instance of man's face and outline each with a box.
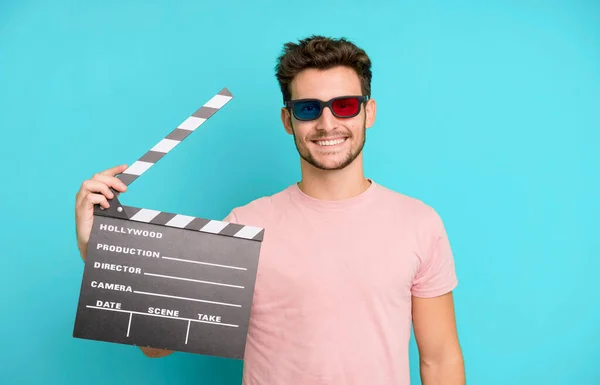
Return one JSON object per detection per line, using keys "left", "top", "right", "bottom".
{"left": 281, "top": 66, "right": 376, "bottom": 171}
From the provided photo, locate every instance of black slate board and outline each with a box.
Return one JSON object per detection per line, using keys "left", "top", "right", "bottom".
{"left": 73, "top": 214, "right": 262, "bottom": 359}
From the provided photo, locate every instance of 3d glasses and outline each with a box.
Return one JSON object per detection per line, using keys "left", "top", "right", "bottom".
{"left": 285, "top": 95, "right": 368, "bottom": 121}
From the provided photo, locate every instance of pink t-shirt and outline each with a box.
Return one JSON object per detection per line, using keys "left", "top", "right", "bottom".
{"left": 224, "top": 180, "right": 458, "bottom": 385}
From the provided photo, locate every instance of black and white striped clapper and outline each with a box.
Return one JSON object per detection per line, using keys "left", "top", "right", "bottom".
{"left": 72, "top": 88, "right": 264, "bottom": 360}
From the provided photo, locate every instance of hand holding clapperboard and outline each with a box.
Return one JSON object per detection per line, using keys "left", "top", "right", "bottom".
{"left": 73, "top": 88, "right": 264, "bottom": 359}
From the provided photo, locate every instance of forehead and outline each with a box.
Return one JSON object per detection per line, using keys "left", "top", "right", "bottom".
{"left": 290, "top": 66, "right": 362, "bottom": 100}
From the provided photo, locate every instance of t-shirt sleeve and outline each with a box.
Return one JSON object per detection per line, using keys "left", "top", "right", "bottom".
{"left": 411, "top": 207, "right": 458, "bottom": 298}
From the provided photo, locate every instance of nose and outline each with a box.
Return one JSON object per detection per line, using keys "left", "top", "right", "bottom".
{"left": 316, "top": 106, "right": 338, "bottom": 131}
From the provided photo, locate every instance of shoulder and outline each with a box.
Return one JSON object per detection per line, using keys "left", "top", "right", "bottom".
{"left": 373, "top": 182, "right": 443, "bottom": 226}
{"left": 371, "top": 182, "right": 449, "bottom": 252}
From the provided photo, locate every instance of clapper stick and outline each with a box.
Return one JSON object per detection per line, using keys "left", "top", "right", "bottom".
{"left": 74, "top": 87, "right": 264, "bottom": 359}
{"left": 94, "top": 87, "right": 263, "bottom": 241}
{"left": 118, "top": 88, "right": 234, "bottom": 187}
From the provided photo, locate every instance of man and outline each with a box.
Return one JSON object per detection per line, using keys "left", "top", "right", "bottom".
{"left": 75, "top": 35, "right": 465, "bottom": 384}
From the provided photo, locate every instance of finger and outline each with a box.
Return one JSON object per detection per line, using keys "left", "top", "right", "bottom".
{"left": 100, "top": 164, "right": 129, "bottom": 177}
{"left": 82, "top": 180, "right": 115, "bottom": 199}
{"left": 84, "top": 192, "right": 110, "bottom": 209}
{"left": 90, "top": 174, "right": 128, "bottom": 193}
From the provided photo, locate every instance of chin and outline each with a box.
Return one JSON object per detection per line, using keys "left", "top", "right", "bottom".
{"left": 304, "top": 153, "right": 357, "bottom": 171}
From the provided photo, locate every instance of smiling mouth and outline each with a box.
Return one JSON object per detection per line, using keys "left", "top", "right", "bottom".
{"left": 311, "top": 137, "right": 347, "bottom": 146}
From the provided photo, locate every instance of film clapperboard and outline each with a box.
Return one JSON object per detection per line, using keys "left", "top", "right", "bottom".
{"left": 73, "top": 88, "right": 264, "bottom": 360}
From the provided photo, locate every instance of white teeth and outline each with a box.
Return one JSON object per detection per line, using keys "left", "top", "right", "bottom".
{"left": 315, "top": 138, "right": 345, "bottom": 146}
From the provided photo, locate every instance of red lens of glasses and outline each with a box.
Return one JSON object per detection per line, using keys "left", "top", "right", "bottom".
{"left": 331, "top": 97, "right": 360, "bottom": 117}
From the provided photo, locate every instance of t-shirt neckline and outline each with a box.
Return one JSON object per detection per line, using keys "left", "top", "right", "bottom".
{"left": 288, "top": 179, "right": 378, "bottom": 210}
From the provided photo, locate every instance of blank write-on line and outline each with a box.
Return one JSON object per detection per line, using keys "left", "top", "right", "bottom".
{"left": 161, "top": 255, "right": 247, "bottom": 271}
{"left": 127, "top": 312, "right": 133, "bottom": 337}
{"left": 133, "top": 290, "right": 241, "bottom": 308}
{"left": 144, "top": 272, "right": 245, "bottom": 289}
{"left": 185, "top": 320, "right": 191, "bottom": 344}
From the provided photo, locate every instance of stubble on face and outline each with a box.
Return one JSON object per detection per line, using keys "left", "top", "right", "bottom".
{"left": 290, "top": 117, "right": 367, "bottom": 171}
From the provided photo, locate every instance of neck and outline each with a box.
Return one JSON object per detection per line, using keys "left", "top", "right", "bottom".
{"left": 297, "top": 154, "right": 371, "bottom": 201}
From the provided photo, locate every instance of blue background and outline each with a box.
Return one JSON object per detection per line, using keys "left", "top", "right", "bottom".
{"left": 1, "top": 0, "right": 598, "bottom": 384}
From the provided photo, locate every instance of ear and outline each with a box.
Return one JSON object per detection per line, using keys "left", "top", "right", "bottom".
{"left": 365, "top": 98, "right": 376, "bottom": 129}
{"left": 281, "top": 107, "right": 294, "bottom": 135}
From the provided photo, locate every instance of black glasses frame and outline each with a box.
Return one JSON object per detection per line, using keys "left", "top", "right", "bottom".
{"left": 285, "top": 95, "right": 369, "bottom": 121}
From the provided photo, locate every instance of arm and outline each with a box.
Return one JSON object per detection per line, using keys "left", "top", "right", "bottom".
{"left": 412, "top": 292, "right": 465, "bottom": 385}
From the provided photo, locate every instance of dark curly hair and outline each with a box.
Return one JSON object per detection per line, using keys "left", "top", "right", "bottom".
{"left": 275, "top": 35, "right": 372, "bottom": 103}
